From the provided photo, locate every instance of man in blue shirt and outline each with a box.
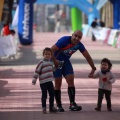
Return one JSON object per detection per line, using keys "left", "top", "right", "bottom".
{"left": 51, "top": 30, "right": 96, "bottom": 112}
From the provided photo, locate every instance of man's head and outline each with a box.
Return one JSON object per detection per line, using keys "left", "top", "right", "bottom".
{"left": 71, "top": 30, "right": 83, "bottom": 45}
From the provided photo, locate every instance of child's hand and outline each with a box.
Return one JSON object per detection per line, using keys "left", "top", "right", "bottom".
{"left": 32, "top": 82, "right": 36, "bottom": 85}
{"left": 88, "top": 73, "right": 93, "bottom": 78}
{"left": 107, "top": 81, "right": 111, "bottom": 84}
{"left": 88, "top": 68, "right": 96, "bottom": 78}
{"left": 54, "top": 60, "right": 59, "bottom": 68}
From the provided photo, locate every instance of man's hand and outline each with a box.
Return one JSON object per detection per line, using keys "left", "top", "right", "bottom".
{"left": 91, "top": 67, "right": 96, "bottom": 74}
{"left": 51, "top": 45, "right": 59, "bottom": 68}
{"left": 88, "top": 67, "right": 96, "bottom": 78}
{"left": 54, "top": 59, "right": 60, "bottom": 68}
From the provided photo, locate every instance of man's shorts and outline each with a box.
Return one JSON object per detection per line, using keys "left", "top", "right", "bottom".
{"left": 53, "top": 59, "right": 74, "bottom": 78}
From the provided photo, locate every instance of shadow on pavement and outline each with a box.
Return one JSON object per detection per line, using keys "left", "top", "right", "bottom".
{"left": 0, "top": 104, "right": 120, "bottom": 120}
{"left": 0, "top": 80, "right": 10, "bottom": 97}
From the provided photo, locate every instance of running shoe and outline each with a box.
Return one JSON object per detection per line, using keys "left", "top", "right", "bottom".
{"left": 69, "top": 102, "right": 82, "bottom": 111}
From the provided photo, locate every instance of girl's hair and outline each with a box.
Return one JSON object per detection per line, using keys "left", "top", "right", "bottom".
{"left": 101, "top": 58, "right": 112, "bottom": 70}
{"left": 43, "top": 47, "right": 52, "bottom": 56}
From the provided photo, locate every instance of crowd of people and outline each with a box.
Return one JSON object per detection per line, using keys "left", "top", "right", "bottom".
{"left": 32, "top": 30, "right": 116, "bottom": 114}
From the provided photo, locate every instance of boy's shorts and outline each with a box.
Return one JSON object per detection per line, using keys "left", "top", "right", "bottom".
{"left": 53, "top": 59, "right": 74, "bottom": 78}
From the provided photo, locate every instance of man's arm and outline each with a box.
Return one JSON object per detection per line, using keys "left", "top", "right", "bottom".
{"left": 51, "top": 45, "right": 59, "bottom": 67}
{"left": 82, "top": 50, "right": 96, "bottom": 74}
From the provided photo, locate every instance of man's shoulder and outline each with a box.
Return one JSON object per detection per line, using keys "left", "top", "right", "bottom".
{"left": 78, "top": 42, "right": 85, "bottom": 47}
{"left": 60, "top": 36, "right": 71, "bottom": 40}
{"left": 57, "top": 36, "right": 71, "bottom": 45}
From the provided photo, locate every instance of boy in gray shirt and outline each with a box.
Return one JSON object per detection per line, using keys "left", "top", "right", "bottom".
{"left": 89, "top": 58, "right": 116, "bottom": 111}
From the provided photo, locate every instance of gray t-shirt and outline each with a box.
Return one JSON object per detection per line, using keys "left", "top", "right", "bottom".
{"left": 93, "top": 70, "right": 116, "bottom": 91}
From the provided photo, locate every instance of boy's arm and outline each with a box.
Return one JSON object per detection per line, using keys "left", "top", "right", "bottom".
{"left": 109, "top": 72, "right": 116, "bottom": 83}
{"left": 93, "top": 71, "right": 99, "bottom": 78}
{"left": 88, "top": 71, "right": 99, "bottom": 78}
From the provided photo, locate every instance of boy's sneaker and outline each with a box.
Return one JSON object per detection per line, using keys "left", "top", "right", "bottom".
{"left": 95, "top": 107, "right": 101, "bottom": 111}
{"left": 42, "top": 108, "right": 46, "bottom": 114}
{"left": 57, "top": 106, "right": 65, "bottom": 112}
{"left": 107, "top": 107, "right": 112, "bottom": 111}
{"left": 49, "top": 107, "right": 58, "bottom": 113}
{"left": 69, "top": 102, "right": 82, "bottom": 111}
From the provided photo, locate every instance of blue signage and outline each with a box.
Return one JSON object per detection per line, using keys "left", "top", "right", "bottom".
{"left": 18, "top": 0, "right": 33, "bottom": 45}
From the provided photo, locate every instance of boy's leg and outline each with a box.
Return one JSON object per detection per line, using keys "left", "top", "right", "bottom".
{"left": 105, "top": 90, "right": 112, "bottom": 111}
{"left": 95, "top": 88, "right": 104, "bottom": 111}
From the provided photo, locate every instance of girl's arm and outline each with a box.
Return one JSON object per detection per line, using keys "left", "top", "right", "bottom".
{"left": 32, "top": 61, "right": 42, "bottom": 85}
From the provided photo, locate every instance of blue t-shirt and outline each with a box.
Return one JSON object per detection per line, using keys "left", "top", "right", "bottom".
{"left": 54, "top": 36, "right": 86, "bottom": 60}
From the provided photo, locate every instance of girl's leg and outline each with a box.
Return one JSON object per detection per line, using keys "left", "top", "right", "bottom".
{"left": 47, "top": 82, "right": 54, "bottom": 108}
{"left": 48, "top": 82, "right": 57, "bottom": 112}
{"left": 40, "top": 83, "right": 47, "bottom": 108}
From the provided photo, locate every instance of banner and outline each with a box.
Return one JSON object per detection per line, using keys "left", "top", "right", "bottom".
{"left": 0, "top": 35, "right": 17, "bottom": 57}
{"left": 91, "top": 27, "right": 110, "bottom": 41}
{"left": 18, "top": 0, "right": 33, "bottom": 45}
{"left": 0, "top": 0, "right": 4, "bottom": 22}
{"left": 116, "top": 33, "right": 120, "bottom": 48}
{"left": 112, "top": 31, "right": 119, "bottom": 47}
{"left": 107, "top": 29, "right": 117, "bottom": 45}
{"left": 89, "top": 26, "right": 115, "bottom": 43}
{"left": 103, "top": 29, "right": 111, "bottom": 44}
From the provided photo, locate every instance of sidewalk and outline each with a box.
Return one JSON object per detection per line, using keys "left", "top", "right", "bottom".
{"left": 0, "top": 32, "right": 120, "bottom": 120}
